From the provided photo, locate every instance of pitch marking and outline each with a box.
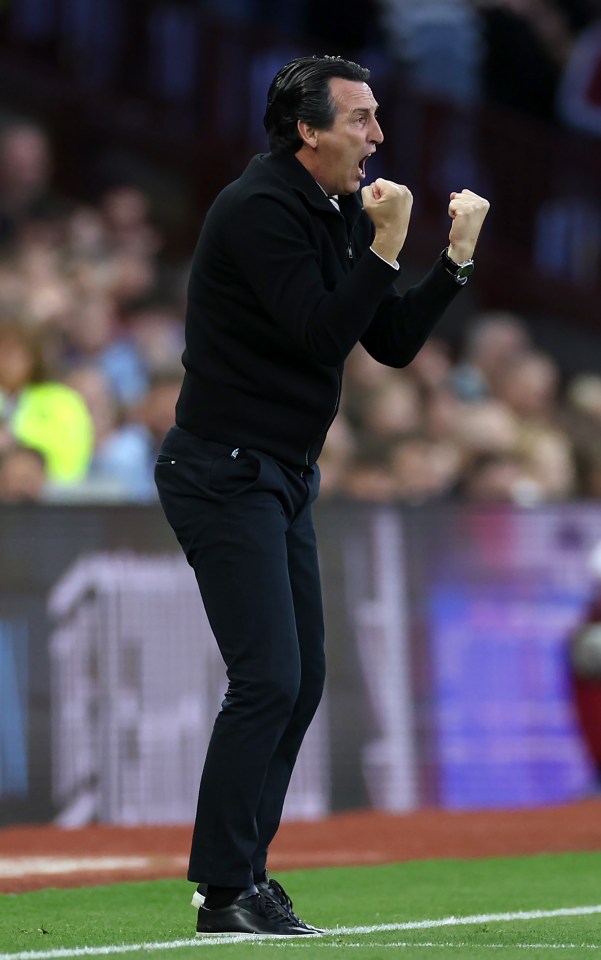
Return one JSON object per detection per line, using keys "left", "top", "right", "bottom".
{"left": 270, "top": 942, "right": 601, "bottom": 950}
{"left": 0, "top": 858, "right": 167, "bottom": 879}
{"left": 2, "top": 904, "right": 601, "bottom": 959}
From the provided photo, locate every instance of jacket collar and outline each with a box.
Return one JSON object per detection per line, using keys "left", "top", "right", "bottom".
{"left": 255, "top": 152, "right": 363, "bottom": 228}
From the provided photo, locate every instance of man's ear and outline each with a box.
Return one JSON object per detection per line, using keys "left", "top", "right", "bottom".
{"left": 297, "top": 119, "right": 318, "bottom": 150}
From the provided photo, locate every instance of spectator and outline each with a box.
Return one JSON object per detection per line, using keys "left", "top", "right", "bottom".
{"left": 8, "top": 234, "right": 76, "bottom": 335}
{"left": 99, "top": 370, "right": 182, "bottom": 501}
{"left": 424, "top": 386, "right": 470, "bottom": 442}
{"left": 0, "top": 121, "right": 66, "bottom": 247}
{"left": 64, "top": 205, "right": 108, "bottom": 260}
{"left": 0, "top": 443, "right": 47, "bottom": 503}
{"left": 566, "top": 373, "right": 601, "bottom": 422}
{"left": 0, "top": 318, "right": 93, "bottom": 484}
{"left": 61, "top": 295, "right": 149, "bottom": 408}
{"left": 60, "top": 364, "right": 137, "bottom": 499}
{"left": 518, "top": 424, "right": 576, "bottom": 499}
{"left": 342, "top": 448, "right": 398, "bottom": 502}
{"left": 459, "top": 450, "right": 532, "bottom": 502}
{"left": 388, "top": 433, "right": 458, "bottom": 502}
{"left": 451, "top": 397, "right": 520, "bottom": 464}
{"left": 493, "top": 350, "right": 560, "bottom": 422}
{"left": 377, "top": 0, "right": 483, "bottom": 104}
{"left": 407, "top": 337, "right": 454, "bottom": 393}
{"left": 452, "top": 310, "right": 531, "bottom": 401}
{"left": 99, "top": 185, "right": 162, "bottom": 259}
{"left": 125, "top": 301, "right": 186, "bottom": 380}
{"left": 359, "top": 373, "right": 424, "bottom": 443}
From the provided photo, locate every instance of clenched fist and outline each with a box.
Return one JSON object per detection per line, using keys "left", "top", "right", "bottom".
{"left": 447, "top": 189, "right": 490, "bottom": 264}
{"left": 362, "top": 178, "right": 413, "bottom": 264}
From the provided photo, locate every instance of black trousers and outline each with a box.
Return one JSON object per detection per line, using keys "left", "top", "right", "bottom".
{"left": 154, "top": 426, "right": 325, "bottom": 887}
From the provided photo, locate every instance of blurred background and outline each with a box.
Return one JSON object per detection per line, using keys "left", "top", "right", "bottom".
{"left": 1, "top": 0, "right": 601, "bottom": 829}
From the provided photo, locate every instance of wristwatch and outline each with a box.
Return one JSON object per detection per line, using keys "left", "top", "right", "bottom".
{"left": 441, "top": 246, "right": 475, "bottom": 285}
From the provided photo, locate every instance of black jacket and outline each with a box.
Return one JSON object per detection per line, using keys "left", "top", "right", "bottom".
{"left": 176, "top": 151, "right": 461, "bottom": 466}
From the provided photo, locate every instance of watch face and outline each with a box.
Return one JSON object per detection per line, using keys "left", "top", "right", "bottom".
{"left": 457, "top": 261, "right": 475, "bottom": 279}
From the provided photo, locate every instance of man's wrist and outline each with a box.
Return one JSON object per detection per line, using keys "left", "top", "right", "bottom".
{"left": 447, "top": 242, "right": 475, "bottom": 265}
{"left": 441, "top": 246, "right": 475, "bottom": 285}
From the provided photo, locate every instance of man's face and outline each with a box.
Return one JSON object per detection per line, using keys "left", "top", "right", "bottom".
{"left": 307, "top": 77, "right": 383, "bottom": 196}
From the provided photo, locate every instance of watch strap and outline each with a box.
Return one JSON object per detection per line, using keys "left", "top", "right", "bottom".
{"left": 441, "top": 247, "right": 475, "bottom": 285}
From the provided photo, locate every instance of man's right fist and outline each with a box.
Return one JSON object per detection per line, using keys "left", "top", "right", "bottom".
{"left": 362, "top": 178, "right": 413, "bottom": 263}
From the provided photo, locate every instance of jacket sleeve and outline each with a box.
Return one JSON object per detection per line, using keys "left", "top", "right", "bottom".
{"left": 360, "top": 258, "right": 462, "bottom": 367}
{"left": 225, "top": 190, "right": 461, "bottom": 368}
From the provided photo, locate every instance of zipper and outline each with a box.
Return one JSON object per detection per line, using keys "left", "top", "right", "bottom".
{"left": 304, "top": 370, "right": 342, "bottom": 466}
{"left": 333, "top": 202, "right": 353, "bottom": 263}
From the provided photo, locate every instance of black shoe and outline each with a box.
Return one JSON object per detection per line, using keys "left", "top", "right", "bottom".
{"left": 195, "top": 886, "right": 320, "bottom": 937}
{"left": 257, "top": 875, "right": 325, "bottom": 934}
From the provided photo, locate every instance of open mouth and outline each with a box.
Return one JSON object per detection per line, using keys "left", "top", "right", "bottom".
{"left": 358, "top": 152, "right": 374, "bottom": 180}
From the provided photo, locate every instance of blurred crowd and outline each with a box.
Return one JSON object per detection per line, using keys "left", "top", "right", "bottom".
{"left": 372, "top": 0, "right": 601, "bottom": 135}
{"left": 2, "top": 81, "right": 601, "bottom": 506}
{"left": 325, "top": 319, "right": 601, "bottom": 504}
{"left": 188, "top": 0, "right": 601, "bottom": 132}
{"left": 0, "top": 120, "right": 186, "bottom": 504}
{"left": 4, "top": 0, "right": 601, "bottom": 134}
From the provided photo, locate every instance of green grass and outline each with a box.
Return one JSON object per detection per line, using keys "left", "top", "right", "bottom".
{"left": 1, "top": 852, "right": 601, "bottom": 959}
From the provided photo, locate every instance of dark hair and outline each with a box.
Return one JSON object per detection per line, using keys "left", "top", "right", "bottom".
{"left": 264, "top": 55, "right": 370, "bottom": 155}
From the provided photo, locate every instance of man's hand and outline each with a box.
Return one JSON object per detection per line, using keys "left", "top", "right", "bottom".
{"left": 362, "top": 178, "right": 413, "bottom": 264}
{"left": 447, "top": 189, "right": 490, "bottom": 264}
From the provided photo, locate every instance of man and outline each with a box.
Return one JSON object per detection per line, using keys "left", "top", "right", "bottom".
{"left": 155, "top": 55, "right": 489, "bottom": 938}
{"left": 0, "top": 122, "right": 64, "bottom": 246}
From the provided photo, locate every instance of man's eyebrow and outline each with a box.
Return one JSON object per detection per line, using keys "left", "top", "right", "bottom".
{"left": 350, "top": 104, "right": 379, "bottom": 115}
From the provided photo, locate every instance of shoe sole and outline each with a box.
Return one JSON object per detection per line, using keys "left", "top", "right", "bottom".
{"left": 195, "top": 931, "right": 321, "bottom": 938}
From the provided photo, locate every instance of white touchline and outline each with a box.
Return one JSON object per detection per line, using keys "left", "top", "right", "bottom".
{"left": 1, "top": 904, "right": 601, "bottom": 960}
{"left": 327, "top": 903, "right": 601, "bottom": 935}
{"left": 0, "top": 853, "right": 373, "bottom": 880}
{"left": 268, "top": 942, "right": 601, "bottom": 951}
{"left": 0, "top": 858, "right": 162, "bottom": 879}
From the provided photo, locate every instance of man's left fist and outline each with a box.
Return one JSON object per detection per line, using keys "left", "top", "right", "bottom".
{"left": 447, "top": 189, "right": 490, "bottom": 264}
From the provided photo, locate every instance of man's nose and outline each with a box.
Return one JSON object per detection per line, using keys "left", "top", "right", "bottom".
{"left": 370, "top": 119, "right": 384, "bottom": 144}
